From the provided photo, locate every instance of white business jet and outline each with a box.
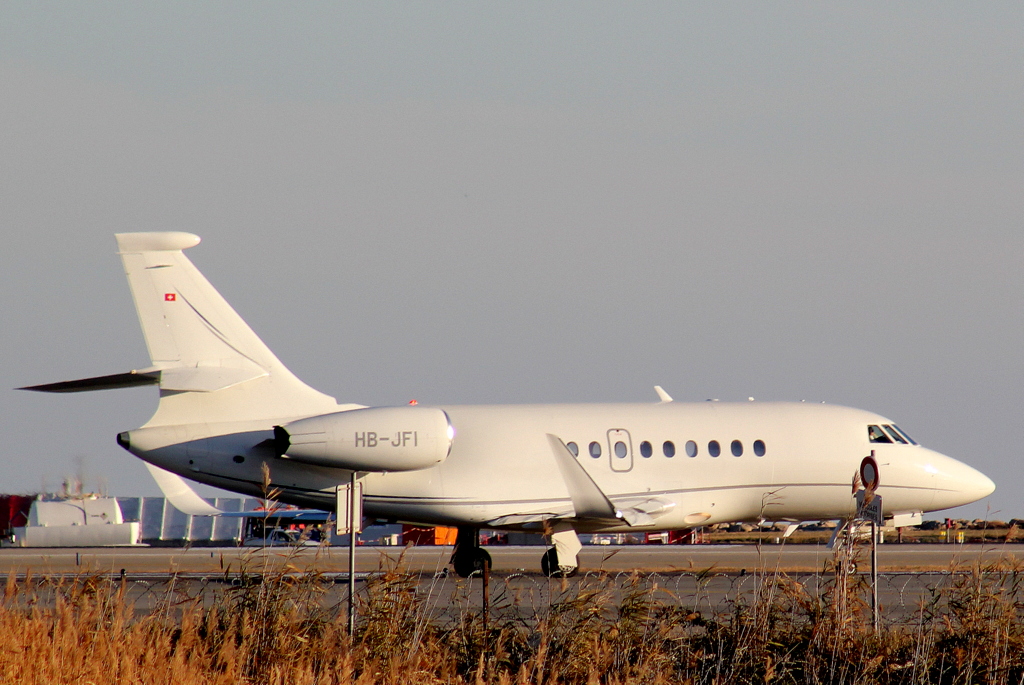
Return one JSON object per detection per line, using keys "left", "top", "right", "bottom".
{"left": 22, "top": 233, "right": 995, "bottom": 576}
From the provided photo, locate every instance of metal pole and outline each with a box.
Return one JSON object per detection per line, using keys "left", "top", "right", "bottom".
{"left": 348, "top": 471, "right": 357, "bottom": 636}
{"left": 482, "top": 553, "right": 490, "bottom": 633}
{"left": 870, "top": 519, "right": 879, "bottom": 631}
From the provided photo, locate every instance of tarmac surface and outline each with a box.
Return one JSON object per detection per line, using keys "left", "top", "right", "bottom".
{"left": 4, "top": 544, "right": 1023, "bottom": 624}
{"left": 0, "top": 542, "right": 1022, "bottom": 576}
{"left": 3, "top": 544, "right": 1021, "bottom": 625}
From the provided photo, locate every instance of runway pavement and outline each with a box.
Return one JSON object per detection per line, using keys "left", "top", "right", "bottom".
{"left": 0, "top": 542, "right": 1022, "bottom": 576}
{"left": 3, "top": 544, "right": 1023, "bottom": 625}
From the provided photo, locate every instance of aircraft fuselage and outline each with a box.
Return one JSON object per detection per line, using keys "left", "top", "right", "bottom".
{"left": 124, "top": 400, "right": 993, "bottom": 532}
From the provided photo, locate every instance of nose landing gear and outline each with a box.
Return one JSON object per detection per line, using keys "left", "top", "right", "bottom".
{"left": 451, "top": 526, "right": 492, "bottom": 578}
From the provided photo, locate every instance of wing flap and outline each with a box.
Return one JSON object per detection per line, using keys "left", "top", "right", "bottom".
{"left": 487, "top": 508, "right": 575, "bottom": 528}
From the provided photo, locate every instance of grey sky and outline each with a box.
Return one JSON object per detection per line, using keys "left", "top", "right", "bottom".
{"left": 1, "top": 4, "right": 1021, "bottom": 519}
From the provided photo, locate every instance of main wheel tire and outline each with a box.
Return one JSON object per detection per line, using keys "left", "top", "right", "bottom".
{"left": 453, "top": 547, "right": 492, "bottom": 578}
{"left": 540, "top": 547, "right": 578, "bottom": 578}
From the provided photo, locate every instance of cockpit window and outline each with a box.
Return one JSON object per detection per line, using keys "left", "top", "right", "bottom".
{"left": 891, "top": 424, "right": 918, "bottom": 445}
{"left": 867, "top": 425, "right": 892, "bottom": 443}
{"left": 869, "top": 424, "right": 918, "bottom": 445}
{"left": 882, "top": 425, "right": 908, "bottom": 444}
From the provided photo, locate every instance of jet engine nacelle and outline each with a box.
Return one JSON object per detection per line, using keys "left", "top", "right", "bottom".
{"left": 275, "top": 406, "right": 453, "bottom": 472}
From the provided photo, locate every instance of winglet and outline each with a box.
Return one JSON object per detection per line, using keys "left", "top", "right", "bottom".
{"left": 654, "top": 385, "right": 673, "bottom": 403}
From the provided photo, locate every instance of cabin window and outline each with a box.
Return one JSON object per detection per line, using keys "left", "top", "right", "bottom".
{"left": 708, "top": 440, "right": 721, "bottom": 457}
{"left": 753, "top": 440, "right": 766, "bottom": 456}
{"left": 589, "top": 441, "right": 602, "bottom": 458}
{"left": 685, "top": 440, "right": 698, "bottom": 457}
{"left": 891, "top": 425, "right": 918, "bottom": 445}
{"left": 233, "top": 455, "right": 245, "bottom": 464}
{"left": 663, "top": 441, "right": 676, "bottom": 458}
{"left": 868, "top": 425, "right": 892, "bottom": 443}
{"left": 731, "top": 440, "right": 743, "bottom": 457}
{"left": 882, "top": 425, "right": 908, "bottom": 444}
{"left": 639, "top": 441, "right": 652, "bottom": 458}
{"left": 566, "top": 441, "right": 579, "bottom": 457}
{"left": 614, "top": 441, "right": 628, "bottom": 458}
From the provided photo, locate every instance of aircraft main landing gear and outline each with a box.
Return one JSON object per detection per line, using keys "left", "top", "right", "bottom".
{"left": 451, "top": 526, "right": 491, "bottom": 578}
{"left": 541, "top": 521, "right": 582, "bottom": 577}
{"left": 540, "top": 547, "right": 578, "bottom": 577}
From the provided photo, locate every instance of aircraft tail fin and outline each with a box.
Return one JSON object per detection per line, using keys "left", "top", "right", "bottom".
{"left": 113, "top": 232, "right": 338, "bottom": 425}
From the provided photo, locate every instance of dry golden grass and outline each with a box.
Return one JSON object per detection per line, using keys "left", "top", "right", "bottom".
{"left": 2, "top": 560, "right": 1024, "bottom": 684}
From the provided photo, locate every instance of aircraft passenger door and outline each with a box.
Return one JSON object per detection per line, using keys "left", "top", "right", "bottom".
{"left": 607, "top": 429, "right": 633, "bottom": 472}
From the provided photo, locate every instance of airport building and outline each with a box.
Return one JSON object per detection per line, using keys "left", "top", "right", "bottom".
{"left": 1, "top": 494, "right": 401, "bottom": 547}
{"left": 118, "top": 497, "right": 256, "bottom": 545}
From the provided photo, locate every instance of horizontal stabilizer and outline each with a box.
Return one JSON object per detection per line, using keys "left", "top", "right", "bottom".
{"left": 19, "top": 364, "right": 267, "bottom": 394}
{"left": 19, "top": 370, "right": 160, "bottom": 393}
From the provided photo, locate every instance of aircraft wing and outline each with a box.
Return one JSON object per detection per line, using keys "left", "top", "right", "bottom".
{"left": 487, "top": 436, "right": 678, "bottom": 528}
{"left": 486, "top": 497, "right": 675, "bottom": 529}
{"left": 487, "top": 509, "right": 574, "bottom": 528}
{"left": 144, "top": 462, "right": 225, "bottom": 515}
{"left": 606, "top": 495, "right": 676, "bottom": 527}
{"left": 144, "top": 462, "right": 328, "bottom": 518}
{"left": 213, "top": 510, "right": 331, "bottom": 519}
{"left": 546, "top": 434, "right": 619, "bottom": 520}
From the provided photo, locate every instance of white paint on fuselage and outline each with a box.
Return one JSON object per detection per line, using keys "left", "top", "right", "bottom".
{"left": 125, "top": 400, "right": 994, "bottom": 532}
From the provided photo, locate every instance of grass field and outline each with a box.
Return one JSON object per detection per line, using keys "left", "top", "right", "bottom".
{"left": 2, "top": 546, "right": 1024, "bottom": 685}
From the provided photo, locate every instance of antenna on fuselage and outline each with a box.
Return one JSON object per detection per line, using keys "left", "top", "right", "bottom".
{"left": 653, "top": 386, "right": 673, "bottom": 403}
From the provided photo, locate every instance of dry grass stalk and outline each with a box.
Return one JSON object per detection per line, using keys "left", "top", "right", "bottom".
{"left": 1, "top": 559, "right": 1024, "bottom": 684}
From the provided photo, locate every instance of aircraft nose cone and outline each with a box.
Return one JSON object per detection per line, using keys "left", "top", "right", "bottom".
{"left": 964, "top": 467, "right": 996, "bottom": 500}
{"left": 929, "top": 451, "right": 995, "bottom": 509}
